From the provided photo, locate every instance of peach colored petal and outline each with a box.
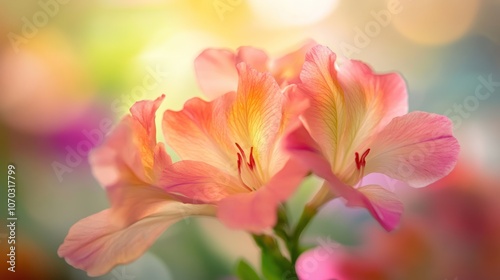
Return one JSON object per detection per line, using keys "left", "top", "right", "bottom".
{"left": 163, "top": 95, "right": 236, "bottom": 174}
{"left": 105, "top": 181, "right": 172, "bottom": 226}
{"left": 227, "top": 63, "right": 285, "bottom": 167}
{"left": 90, "top": 95, "right": 169, "bottom": 186}
{"left": 164, "top": 63, "right": 287, "bottom": 175}
{"left": 194, "top": 47, "right": 269, "bottom": 99}
{"left": 129, "top": 94, "right": 165, "bottom": 149}
{"left": 58, "top": 204, "right": 215, "bottom": 276}
{"left": 364, "top": 112, "right": 460, "bottom": 188}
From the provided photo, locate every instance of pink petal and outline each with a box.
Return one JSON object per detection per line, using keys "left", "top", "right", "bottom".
{"left": 349, "top": 185, "right": 404, "bottom": 231}
{"left": 105, "top": 181, "right": 173, "bottom": 226}
{"left": 194, "top": 47, "right": 269, "bottom": 99}
{"left": 194, "top": 49, "right": 239, "bottom": 99}
{"left": 58, "top": 203, "right": 215, "bottom": 276}
{"left": 336, "top": 59, "right": 408, "bottom": 133}
{"left": 265, "top": 157, "right": 311, "bottom": 201}
{"left": 236, "top": 46, "right": 269, "bottom": 72}
{"left": 298, "top": 45, "right": 344, "bottom": 164}
{"left": 217, "top": 158, "right": 308, "bottom": 232}
{"left": 216, "top": 188, "right": 279, "bottom": 233}
{"left": 364, "top": 111, "right": 460, "bottom": 188}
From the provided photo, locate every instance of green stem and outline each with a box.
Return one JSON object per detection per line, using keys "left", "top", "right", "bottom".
{"left": 289, "top": 204, "right": 318, "bottom": 263}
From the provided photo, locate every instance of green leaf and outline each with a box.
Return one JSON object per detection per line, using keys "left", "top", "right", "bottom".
{"left": 235, "top": 259, "right": 261, "bottom": 280}
{"left": 261, "top": 251, "right": 284, "bottom": 280}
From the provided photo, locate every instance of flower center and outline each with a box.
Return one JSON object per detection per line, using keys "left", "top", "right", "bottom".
{"left": 235, "top": 143, "right": 261, "bottom": 191}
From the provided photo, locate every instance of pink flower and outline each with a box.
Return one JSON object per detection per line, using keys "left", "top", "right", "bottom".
{"left": 162, "top": 63, "right": 309, "bottom": 232}
{"left": 59, "top": 62, "right": 309, "bottom": 276}
{"left": 58, "top": 95, "right": 216, "bottom": 276}
{"left": 285, "top": 45, "right": 460, "bottom": 231}
{"left": 194, "top": 40, "right": 316, "bottom": 99}
{"left": 295, "top": 224, "right": 430, "bottom": 280}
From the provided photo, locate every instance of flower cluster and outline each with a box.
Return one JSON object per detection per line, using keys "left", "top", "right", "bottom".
{"left": 58, "top": 42, "right": 459, "bottom": 278}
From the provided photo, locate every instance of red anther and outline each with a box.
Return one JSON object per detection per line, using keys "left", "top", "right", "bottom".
{"left": 355, "top": 148, "right": 371, "bottom": 170}
{"left": 249, "top": 147, "right": 255, "bottom": 170}
{"left": 355, "top": 152, "right": 361, "bottom": 170}
{"left": 235, "top": 143, "right": 256, "bottom": 171}
{"left": 361, "top": 148, "right": 370, "bottom": 166}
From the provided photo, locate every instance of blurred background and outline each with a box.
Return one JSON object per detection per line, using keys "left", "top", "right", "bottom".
{"left": 0, "top": 0, "right": 499, "bottom": 279}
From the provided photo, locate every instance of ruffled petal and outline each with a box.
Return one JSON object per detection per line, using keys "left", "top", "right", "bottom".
{"left": 90, "top": 95, "right": 170, "bottom": 186}
{"left": 364, "top": 112, "right": 460, "bottom": 188}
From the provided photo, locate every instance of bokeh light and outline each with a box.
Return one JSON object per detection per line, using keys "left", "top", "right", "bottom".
{"left": 391, "top": 0, "right": 480, "bottom": 45}
{"left": 249, "top": 0, "right": 340, "bottom": 27}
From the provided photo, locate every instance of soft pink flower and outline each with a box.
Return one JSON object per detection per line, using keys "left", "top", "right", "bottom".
{"left": 285, "top": 45, "right": 460, "bottom": 231}
{"left": 194, "top": 40, "right": 316, "bottom": 99}
{"left": 163, "top": 63, "right": 309, "bottom": 232}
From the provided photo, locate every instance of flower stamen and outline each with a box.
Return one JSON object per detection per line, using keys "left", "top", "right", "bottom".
{"left": 354, "top": 148, "right": 370, "bottom": 187}
{"left": 235, "top": 143, "right": 258, "bottom": 191}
